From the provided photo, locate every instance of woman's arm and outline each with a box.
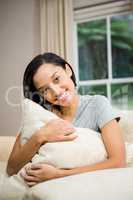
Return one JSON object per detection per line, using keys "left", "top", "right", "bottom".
{"left": 59, "top": 119, "right": 126, "bottom": 176}
{"left": 62, "top": 119, "right": 126, "bottom": 174}
{"left": 7, "top": 131, "right": 44, "bottom": 176}
{"left": 7, "top": 119, "right": 76, "bottom": 176}
{"left": 22, "top": 119, "right": 126, "bottom": 186}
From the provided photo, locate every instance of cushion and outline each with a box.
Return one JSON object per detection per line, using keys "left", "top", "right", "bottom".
{"left": 1, "top": 168, "right": 133, "bottom": 200}
{"left": 0, "top": 174, "right": 28, "bottom": 199}
{"left": 20, "top": 98, "right": 107, "bottom": 168}
{"left": 118, "top": 110, "right": 133, "bottom": 143}
{"left": 20, "top": 98, "right": 133, "bottom": 169}
{"left": 27, "top": 167, "right": 133, "bottom": 200}
{"left": 0, "top": 161, "right": 7, "bottom": 175}
{"left": 0, "top": 136, "right": 16, "bottom": 162}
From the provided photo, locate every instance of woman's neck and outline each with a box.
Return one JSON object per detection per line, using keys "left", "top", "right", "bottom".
{"left": 60, "top": 94, "right": 79, "bottom": 121}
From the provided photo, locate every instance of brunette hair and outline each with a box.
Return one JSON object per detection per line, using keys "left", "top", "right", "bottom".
{"left": 23, "top": 52, "right": 76, "bottom": 110}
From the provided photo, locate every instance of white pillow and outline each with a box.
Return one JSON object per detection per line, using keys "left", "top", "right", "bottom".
{"left": 20, "top": 98, "right": 107, "bottom": 168}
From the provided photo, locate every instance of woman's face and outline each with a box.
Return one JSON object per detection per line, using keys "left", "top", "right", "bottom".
{"left": 33, "top": 63, "right": 76, "bottom": 107}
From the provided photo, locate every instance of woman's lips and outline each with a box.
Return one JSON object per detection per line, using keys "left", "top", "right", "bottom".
{"left": 57, "top": 91, "right": 71, "bottom": 103}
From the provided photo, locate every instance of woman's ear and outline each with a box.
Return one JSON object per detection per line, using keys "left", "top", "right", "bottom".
{"left": 65, "top": 64, "right": 72, "bottom": 77}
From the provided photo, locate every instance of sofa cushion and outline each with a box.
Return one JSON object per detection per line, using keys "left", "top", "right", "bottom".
{"left": 0, "top": 136, "right": 16, "bottom": 162}
{"left": 119, "top": 110, "right": 133, "bottom": 143}
{"left": 1, "top": 167, "right": 133, "bottom": 200}
{"left": 0, "top": 161, "right": 7, "bottom": 175}
{"left": 27, "top": 167, "right": 133, "bottom": 200}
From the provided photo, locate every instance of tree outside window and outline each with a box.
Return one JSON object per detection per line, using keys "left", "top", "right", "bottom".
{"left": 77, "top": 13, "right": 133, "bottom": 110}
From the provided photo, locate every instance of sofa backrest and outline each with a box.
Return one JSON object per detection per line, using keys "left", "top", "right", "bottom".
{"left": 117, "top": 110, "right": 133, "bottom": 143}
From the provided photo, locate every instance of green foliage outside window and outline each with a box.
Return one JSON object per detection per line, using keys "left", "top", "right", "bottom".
{"left": 77, "top": 14, "right": 133, "bottom": 109}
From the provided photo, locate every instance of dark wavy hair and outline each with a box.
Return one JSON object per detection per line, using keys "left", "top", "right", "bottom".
{"left": 23, "top": 52, "right": 77, "bottom": 110}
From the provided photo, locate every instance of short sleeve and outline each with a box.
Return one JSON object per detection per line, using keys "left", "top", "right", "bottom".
{"left": 95, "top": 95, "right": 120, "bottom": 129}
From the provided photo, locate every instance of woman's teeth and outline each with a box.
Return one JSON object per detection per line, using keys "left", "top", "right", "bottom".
{"left": 57, "top": 92, "right": 69, "bottom": 101}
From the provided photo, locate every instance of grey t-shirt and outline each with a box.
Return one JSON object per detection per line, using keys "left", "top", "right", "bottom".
{"left": 73, "top": 95, "right": 120, "bottom": 132}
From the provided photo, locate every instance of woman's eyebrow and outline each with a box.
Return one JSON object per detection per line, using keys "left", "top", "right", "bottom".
{"left": 38, "top": 71, "right": 58, "bottom": 90}
{"left": 51, "top": 71, "right": 58, "bottom": 78}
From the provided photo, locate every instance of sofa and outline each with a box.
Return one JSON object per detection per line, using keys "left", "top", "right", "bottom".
{"left": 0, "top": 110, "right": 133, "bottom": 200}
{"left": 0, "top": 136, "right": 16, "bottom": 175}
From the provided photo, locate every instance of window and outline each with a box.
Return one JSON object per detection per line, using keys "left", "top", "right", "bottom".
{"left": 74, "top": 1, "right": 133, "bottom": 110}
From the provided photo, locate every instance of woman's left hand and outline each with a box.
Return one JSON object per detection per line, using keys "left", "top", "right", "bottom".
{"left": 21, "top": 163, "right": 63, "bottom": 187}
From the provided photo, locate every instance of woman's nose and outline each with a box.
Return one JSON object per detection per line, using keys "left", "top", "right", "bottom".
{"left": 50, "top": 84, "right": 60, "bottom": 96}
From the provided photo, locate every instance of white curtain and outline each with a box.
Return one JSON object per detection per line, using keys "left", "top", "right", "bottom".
{"left": 40, "top": 0, "right": 74, "bottom": 65}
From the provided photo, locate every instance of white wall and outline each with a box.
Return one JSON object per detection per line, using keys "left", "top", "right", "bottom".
{"left": 0, "top": 0, "right": 41, "bottom": 136}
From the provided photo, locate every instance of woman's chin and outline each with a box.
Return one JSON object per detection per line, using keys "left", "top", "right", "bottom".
{"left": 58, "top": 96, "right": 73, "bottom": 107}
{"left": 53, "top": 99, "right": 71, "bottom": 107}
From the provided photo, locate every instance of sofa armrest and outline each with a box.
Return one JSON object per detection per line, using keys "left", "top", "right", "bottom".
{"left": 0, "top": 136, "right": 16, "bottom": 162}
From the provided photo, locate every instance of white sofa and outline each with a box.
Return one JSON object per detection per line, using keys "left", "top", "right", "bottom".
{"left": 0, "top": 136, "right": 16, "bottom": 175}
{"left": 0, "top": 110, "right": 133, "bottom": 200}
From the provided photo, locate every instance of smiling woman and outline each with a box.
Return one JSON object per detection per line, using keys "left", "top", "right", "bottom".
{"left": 7, "top": 52, "right": 126, "bottom": 187}
{"left": 33, "top": 63, "right": 75, "bottom": 107}
{"left": 23, "top": 53, "right": 77, "bottom": 114}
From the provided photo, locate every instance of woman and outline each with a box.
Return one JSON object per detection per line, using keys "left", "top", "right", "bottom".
{"left": 7, "top": 52, "right": 126, "bottom": 187}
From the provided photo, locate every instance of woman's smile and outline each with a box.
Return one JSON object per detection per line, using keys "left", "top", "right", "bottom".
{"left": 56, "top": 91, "right": 73, "bottom": 106}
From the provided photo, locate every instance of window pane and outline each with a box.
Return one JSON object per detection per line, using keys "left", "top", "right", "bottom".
{"left": 111, "top": 14, "right": 133, "bottom": 78}
{"left": 111, "top": 83, "right": 133, "bottom": 109}
{"left": 78, "top": 85, "right": 107, "bottom": 96}
{"left": 77, "top": 19, "right": 108, "bottom": 80}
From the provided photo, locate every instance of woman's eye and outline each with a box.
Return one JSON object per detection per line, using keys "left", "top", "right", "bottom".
{"left": 54, "top": 76, "right": 60, "bottom": 83}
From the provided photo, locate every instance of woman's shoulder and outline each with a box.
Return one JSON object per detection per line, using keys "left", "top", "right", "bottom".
{"left": 80, "top": 94, "right": 109, "bottom": 106}
{"left": 76, "top": 95, "right": 110, "bottom": 116}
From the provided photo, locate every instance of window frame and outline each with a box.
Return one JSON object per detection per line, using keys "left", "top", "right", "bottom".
{"left": 73, "top": 11, "right": 133, "bottom": 105}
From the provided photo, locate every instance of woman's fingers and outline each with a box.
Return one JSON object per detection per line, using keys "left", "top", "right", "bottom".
{"left": 20, "top": 171, "right": 39, "bottom": 182}
{"left": 59, "top": 133, "right": 78, "bottom": 141}
{"left": 20, "top": 164, "right": 41, "bottom": 180}
{"left": 30, "top": 163, "right": 43, "bottom": 170}
{"left": 25, "top": 168, "right": 38, "bottom": 176}
{"left": 63, "top": 127, "right": 75, "bottom": 134}
{"left": 39, "top": 118, "right": 76, "bottom": 143}
{"left": 25, "top": 164, "right": 42, "bottom": 176}
{"left": 26, "top": 181, "right": 38, "bottom": 187}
